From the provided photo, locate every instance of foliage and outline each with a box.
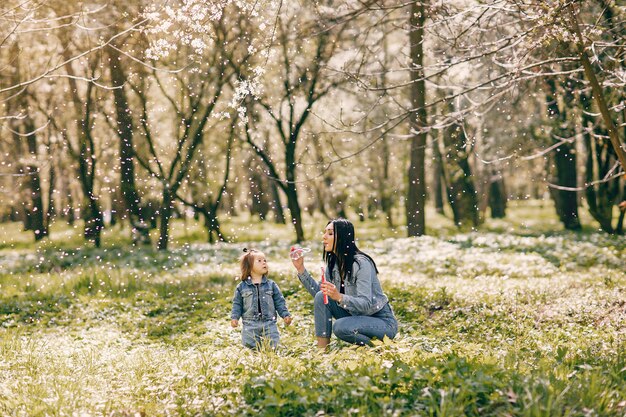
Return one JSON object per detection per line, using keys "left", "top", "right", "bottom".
{"left": 0, "top": 207, "right": 625, "bottom": 416}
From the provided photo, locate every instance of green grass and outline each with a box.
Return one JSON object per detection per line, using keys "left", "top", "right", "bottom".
{"left": 0, "top": 201, "right": 625, "bottom": 416}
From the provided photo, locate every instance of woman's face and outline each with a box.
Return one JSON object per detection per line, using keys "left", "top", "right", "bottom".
{"left": 322, "top": 223, "right": 335, "bottom": 253}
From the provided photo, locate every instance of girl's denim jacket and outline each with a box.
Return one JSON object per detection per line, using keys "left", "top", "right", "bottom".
{"left": 297, "top": 254, "right": 389, "bottom": 316}
{"left": 231, "top": 276, "right": 290, "bottom": 323}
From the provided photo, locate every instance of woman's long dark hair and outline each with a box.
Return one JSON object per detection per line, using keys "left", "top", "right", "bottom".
{"left": 323, "top": 218, "right": 378, "bottom": 283}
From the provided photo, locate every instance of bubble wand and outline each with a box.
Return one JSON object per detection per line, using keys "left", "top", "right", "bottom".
{"left": 289, "top": 246, "right": 311, "bottom": 260}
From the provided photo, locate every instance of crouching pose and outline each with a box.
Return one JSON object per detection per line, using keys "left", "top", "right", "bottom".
{"left": 291, "top": 219, "right": 397, "bottom": 348}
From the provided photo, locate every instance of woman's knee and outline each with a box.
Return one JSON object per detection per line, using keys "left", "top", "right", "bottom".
{"left": 333, "top": 320, "right": 368, "bottom": 345}
{"left": 332, "top": 317, "right": 353, "bottom": 339}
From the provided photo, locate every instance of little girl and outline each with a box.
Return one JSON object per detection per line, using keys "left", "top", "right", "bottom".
{"left": 231, "top": 248, "right": 292, "bottom": 349}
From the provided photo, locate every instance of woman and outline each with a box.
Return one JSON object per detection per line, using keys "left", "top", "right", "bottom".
{"left": 291, "top": 218, "right": 398, "bottom": 348}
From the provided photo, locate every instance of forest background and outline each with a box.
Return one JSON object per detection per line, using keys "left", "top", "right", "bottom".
{"left": 1, "top": 1, "right": 625, "bottom": 416}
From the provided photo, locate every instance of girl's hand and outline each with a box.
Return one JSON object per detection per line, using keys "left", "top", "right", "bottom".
{"left": 231, "top": 319, "right": 239, "bottom": 328}
{"left": 320, "top": 281, "right": 341, "bottom": 302}
{"left": 284, "top": 316, "right": 293, "bottom": 326}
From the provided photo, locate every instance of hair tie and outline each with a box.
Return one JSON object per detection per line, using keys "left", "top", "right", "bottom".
{"left": 243, "top": 248, "right": 248, "bottom": 253}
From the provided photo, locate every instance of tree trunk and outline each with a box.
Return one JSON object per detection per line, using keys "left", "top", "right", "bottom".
{"left": 545, "top": 79, "right": 581, "bottom": 231}
{"left": 406, "top": 0, "right": 428, "bottom": 236}
{"left": 581, "top": 92, "right": 619, "bottom": 233}
{"left": 61, "top": 44, "right": 103, "bottom": 246}
{"left": 442, "top": 123, "right": 479, "bottom": 228}
{"left": 205, "top": 210, "right": 224, "bottom": 243}
{"left": 18, "top": 117, "right": 48, "bottom": 240}
{"left": 488, "top": 172, "right": 507, "bottom": 219}
{"left": 158, "top": 189, "right": 173, "bottom": 250}
{"left": 76, "top": 133, "right": 104, "bottom": 247}
{"left": 47, "top": 164, "right": 56, "bottom": 224}
{"left": 379, "top": 137, "right": 394, "bottom": 227}
{"left": 285, "top": 140, "right": 305, "bottom": 242}
{"left": 552, "top": 144, "right": 581, "bottom": 230}
{"left": 285, "top": 182, "right": 304, "bottom": 242}
{"left": 616, "top": 184, "right": 625, "bottom": 235}
{"left": 249, "top": 168, "right": 269, "bottom": 220}
{"left": 570, "top": 5, "right": 626, "bottom": 174}
{"left": 108, "top": 45, "right": 151, "bottom": 245}
{"left": 78, "top": 134, "right": 104, "bottom": 247}
{"left": 380, "top": 194, "right": 394, "bottom": 228}
{"left": 271, "top": 181, "right": 286, "bottom": 224}
{"left": 432, "top": 136, "right": 445, "bottom": 215}
{"left": 617, "top": 210, "right": 625, "bottom": 235}
{"left": 84, "top": 198, "right": 104, "bottom": 247}
{"left": 67, "top": 188, "right": 75, "bottom": 225}
{"left": 7, "top": 40, "right": 48, "bottom": 241}
{"left": 379, "top": 23, "right": 394, "bottom": 228}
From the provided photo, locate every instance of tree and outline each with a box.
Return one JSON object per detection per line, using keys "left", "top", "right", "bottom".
{"left": 488, "top": 170, "right": 507, "bottom": 219}
{"left": 544, "top": 77, "right": 581, "bottom": 230}
{"left": 134, "top": 5, "right": 256, "bottom": 249}
{"left": 182, "top": 121, "right": 236, "bottom": 243}
{"left": 567, "top": 2, "right": 626, "bottom": 173}
{"left": 356, "top": 0, "right": 624, "bottom": 233}
{"left": 5, "top": 43, "right": 48, "bottom": 240}
{"left": 107, "top": 42, "right": 152, "bottom": 244}
{"left": 576, "top": 1, "right": 625, "bottom": 233}
{"left": 406, "top": 0, "right": 428, "bottom": 236}
{"left": 441, "top": 116, "right": 479, "bottom": 228}
{"left": 243, "top": 6, "right": 349, "bottom": 242}
{"left": 58, "top": 31, "right": 105, "bottom": 246}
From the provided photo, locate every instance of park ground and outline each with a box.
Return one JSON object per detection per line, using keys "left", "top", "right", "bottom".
{"left": 0, "top": 201, "right": 625, "bottom": 416}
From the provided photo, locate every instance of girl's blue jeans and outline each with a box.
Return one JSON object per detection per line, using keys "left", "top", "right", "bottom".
{"left": 242, "top": 320, "right": 280, "bottom": 349}
{"left": 313, "top": 291, "right": 398, "bottom": 346}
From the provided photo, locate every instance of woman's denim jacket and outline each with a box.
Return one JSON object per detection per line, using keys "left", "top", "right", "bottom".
{"left": 231, "top": 276, "right": 290, "bottom": 323}
{"left": 297, "top": 254, "right": 389, "bottom": 316}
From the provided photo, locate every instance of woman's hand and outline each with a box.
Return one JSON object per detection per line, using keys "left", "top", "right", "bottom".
{"left": 231, "top": 319, "right": 239, "bottom": 328}
{"left": 284, "top": 316, "right": 293, "bottom": 326}
{"left": 320, "top": 281, "right": 342, "bottom": 302}
{"left": 290, "top": 248, "right": 306, "bottom": 274}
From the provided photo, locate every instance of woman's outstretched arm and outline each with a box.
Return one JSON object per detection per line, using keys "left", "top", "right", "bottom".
{"left": 291, "top": 249, "right": 321, "bottom": 297}
{"left": 296, "top": 269, "right": 321, "bottom": 298}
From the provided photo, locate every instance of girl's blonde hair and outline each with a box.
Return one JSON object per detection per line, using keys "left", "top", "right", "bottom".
{"left": 239, "top": 248, "right": 262, "bottom": 281}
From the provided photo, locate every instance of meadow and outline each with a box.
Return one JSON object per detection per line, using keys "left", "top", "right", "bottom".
{"left": 0, "top": 202, "right": 625, "bottom": 416}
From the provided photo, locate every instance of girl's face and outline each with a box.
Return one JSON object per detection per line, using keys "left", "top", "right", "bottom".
{"left": 322, "top": 223, "right": 335, "bottom": 253}
{"left": 251, "top": 253, "right": 268, "bottom": 276}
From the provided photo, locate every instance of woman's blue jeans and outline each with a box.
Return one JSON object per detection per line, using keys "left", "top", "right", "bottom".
{"left": 314, "top": 291, "right": 398, "bottom": 346}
